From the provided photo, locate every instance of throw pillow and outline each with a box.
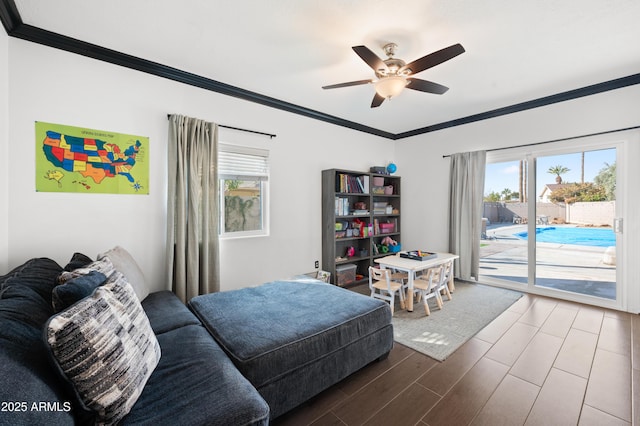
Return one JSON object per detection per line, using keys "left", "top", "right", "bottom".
{"left": 45, "top": 271, "right": 161, "bottom": 424}
{"left": 62, "top": 252, "right": 93, "bottom": 272}
{"left": 97, "top": 246, "right": 149, "bottom": 301}
{"left": 51, "top": 270, "right": 108, "bottom": 313}
{"left": 57, "top": 256, "right": 115, "bottom": 284}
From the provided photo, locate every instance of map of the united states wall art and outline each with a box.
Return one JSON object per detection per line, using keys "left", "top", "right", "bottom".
{"left": 35, "top": 122, "right": 149, "bottom": 194}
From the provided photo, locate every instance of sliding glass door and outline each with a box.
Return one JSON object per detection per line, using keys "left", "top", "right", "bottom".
{"left": 533, "top": 149, "right": 617, "bottom": 299}
{"left": 481, "top": 158, "right": 529, "bottom": 285}
{"left": 480, "top": 143, "right": 621, "bottom": 307}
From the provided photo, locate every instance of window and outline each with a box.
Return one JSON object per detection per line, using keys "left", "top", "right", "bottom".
{"left": 218, "top": 143, "right": 269, "bottom": 238}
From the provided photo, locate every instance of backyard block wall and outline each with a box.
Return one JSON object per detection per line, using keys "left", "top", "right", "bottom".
{"left": 483, "top": 202, "right": 566, "bottom": 224}
{"left": 566, "top": 201, "right": 615, "bottom": 226}
{"left": 483, "top": 201, "right": 614, "bottom": 227}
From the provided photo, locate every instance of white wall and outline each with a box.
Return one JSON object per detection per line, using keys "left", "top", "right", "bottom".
{"left": 396, "top": 85, "right": 640, "bottom": 312}
{"left": 6, "top": 34, "right": 640, "bottom": 311}
{"left": 6, "top": 38, "right": 394, "bottom": 292}
{"left": 0, "top": 29, "right": 8, "bottom": 273}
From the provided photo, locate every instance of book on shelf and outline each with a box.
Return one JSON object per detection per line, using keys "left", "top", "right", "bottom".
{"left": 361, "top": 175, "right": 370, "bottom": 194}
{"left": 334, "top": 197, "right": 350, "bottom": 216}
{"left": 336, "top": 173, "right": 369, "bottom": 194}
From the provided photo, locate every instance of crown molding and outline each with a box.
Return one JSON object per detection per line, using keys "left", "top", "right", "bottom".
{"left": 2, "top": 0, "right": 639, "bottom": 141}
{"left": 394, "top": 73, "right": 640, "bottom": 140}
{"left": 0, "top": 0, "right": 20, "bottom": 32}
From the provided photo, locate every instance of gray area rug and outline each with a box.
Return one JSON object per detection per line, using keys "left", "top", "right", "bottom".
{"left": 390, "top": 281, "right": 522, "bottom": 361}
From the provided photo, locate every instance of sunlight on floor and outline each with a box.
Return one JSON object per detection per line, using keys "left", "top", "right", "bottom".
{"left": 413, "top": 332, "right": 450, "bottom": 346}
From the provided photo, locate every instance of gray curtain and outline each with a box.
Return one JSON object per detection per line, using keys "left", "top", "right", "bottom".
{"left": 166, "top": 114, "right": 220, "bottom": 302}
{"left": 448, "top": 150, "right": 486, "bottom": 281}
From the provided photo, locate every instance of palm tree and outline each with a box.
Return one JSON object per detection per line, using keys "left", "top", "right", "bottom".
{"left": 548, "top": 165, "right": 570, "bottom": 184}
{"left": 594, "top": 162, "right": 616, "bottom": 200}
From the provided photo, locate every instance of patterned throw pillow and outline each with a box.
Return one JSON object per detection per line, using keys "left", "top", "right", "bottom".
{"left": 45, "top": 271, "right": 161, "bottom": 424}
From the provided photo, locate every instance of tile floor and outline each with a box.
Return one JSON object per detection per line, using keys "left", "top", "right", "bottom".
{"left": 273, "top": 292, "right": 639, "bottom": 426}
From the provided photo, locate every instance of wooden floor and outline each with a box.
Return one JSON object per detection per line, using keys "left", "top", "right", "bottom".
{"left": 273, "top": 292, "right": 639, "bottom": 426}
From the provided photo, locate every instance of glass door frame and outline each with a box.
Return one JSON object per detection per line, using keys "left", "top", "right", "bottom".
{"left": 481, "top": 137, "right": 626, "bottom": 311}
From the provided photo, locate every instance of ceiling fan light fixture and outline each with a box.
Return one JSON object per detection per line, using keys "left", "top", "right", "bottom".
{"left": 374, "top": 75, "right": 407, "bottom": 99}
{"left": 323, "top": 42, "right": 464, "bottom": 107}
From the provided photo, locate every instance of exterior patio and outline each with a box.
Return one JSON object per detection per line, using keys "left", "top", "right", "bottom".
{"left": 479, "top": 223, "right": 616, "bottom": 300}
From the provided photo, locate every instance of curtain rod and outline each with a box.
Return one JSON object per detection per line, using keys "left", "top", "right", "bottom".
{"left": 167, "top": 114, "right": 276, "bottom": 139}
{"left": 442, "top": 124, "right": 640, "bottom": 158}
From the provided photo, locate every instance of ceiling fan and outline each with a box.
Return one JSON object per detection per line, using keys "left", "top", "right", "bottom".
{"left": 322, "top": 42, "right": 465, "bottom": 108}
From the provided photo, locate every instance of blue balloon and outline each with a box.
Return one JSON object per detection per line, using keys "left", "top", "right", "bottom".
{"left": 387, "top": 163, "right": 397, "bottom": 174}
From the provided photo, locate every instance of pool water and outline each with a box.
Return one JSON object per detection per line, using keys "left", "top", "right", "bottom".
{"left": 514, "top": 226, "right": 616, "bottom": 247}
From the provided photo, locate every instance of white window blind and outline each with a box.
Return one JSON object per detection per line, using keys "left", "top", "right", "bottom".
{"left": 218, "top": 143, "right": 269, "bottom": 181}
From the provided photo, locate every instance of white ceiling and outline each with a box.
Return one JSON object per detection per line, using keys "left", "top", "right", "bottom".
{"left": 12, "top": 0, "right": 640, "bottom": 135}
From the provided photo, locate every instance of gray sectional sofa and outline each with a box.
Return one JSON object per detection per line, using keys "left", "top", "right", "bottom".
{"left": 0, "top": 254, "right": 269, "bottom": 425}
{"left": 0, "top": 249, "right": 393, "bottom": 425}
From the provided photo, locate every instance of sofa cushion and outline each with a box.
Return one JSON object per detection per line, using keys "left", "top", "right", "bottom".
{"left": 51, "top": 270, "right": 108, "bottom": 313}
{"left": 97, "top": 246, "right": 149, "bottom": 300}
{"left": 45, "top": 272, "right": 161, "bottom": 424}
{"left": 123, "top": 324, "right": 270, "bottom": 426}
{"left": 0, "top": 258, "right": 75, "bottom": 425}
{"left": 142, "top": 290, "right": 202, "bottom": 335}
{"left": 0, "top": 258, "right": 61, "bottom": 344}
{"left": 189, "top": 280, "right": 392, "bottom": 389}
{"left": 0, "top": 284, "right": 53, "bottom": 331}
{"left": 0, "top": 257, "right": 64, "bottom": 304}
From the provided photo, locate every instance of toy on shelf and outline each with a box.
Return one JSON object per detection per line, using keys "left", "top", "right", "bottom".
{"left": 380, "top": 236, "right": 396, "bottom": 246}
{"left": 378, "top": 236, "right": 401, "bottom": 254}
{"left": 387, "top": 162, "right": 397, "bottom": 174}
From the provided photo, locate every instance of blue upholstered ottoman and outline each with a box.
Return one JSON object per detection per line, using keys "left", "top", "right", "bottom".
{"left": 189, "top": 279, "right": 393, "bottom": 419}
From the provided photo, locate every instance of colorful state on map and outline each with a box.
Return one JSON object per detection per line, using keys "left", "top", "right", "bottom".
{"left": 42, "top": 131, "right": 141, "bottom": 184}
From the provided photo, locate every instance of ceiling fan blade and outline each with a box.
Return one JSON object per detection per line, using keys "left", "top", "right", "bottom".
{"left": 400, "top": 43, "right": 465, "bottom": 75}
{"left": 371, "top": 93, "right": 385, "bottom": 108}
{"left": 352, "top": 45, "right": 388, "bottom": 73}
{"left": 322, "top": 79, "right": 373, "bottom": 90}
{"left": 406, "top": 78, "right": 449, "bottom": 94}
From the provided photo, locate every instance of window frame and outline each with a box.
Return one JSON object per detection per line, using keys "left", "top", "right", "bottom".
{"left": 218, "top": 143, "right": 269, "bottom": 239}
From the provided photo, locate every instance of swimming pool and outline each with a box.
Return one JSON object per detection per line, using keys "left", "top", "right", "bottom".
{"left": 514, "top": 226, "right": 616, "bottom": 247}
